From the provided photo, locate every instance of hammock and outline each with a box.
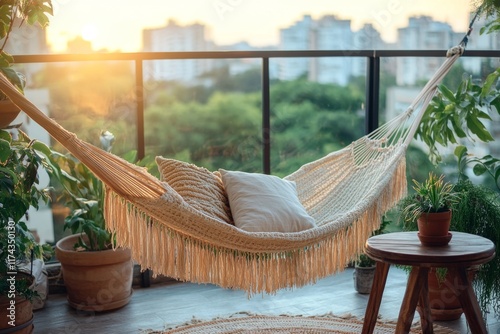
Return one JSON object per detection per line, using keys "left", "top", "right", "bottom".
{"left": 0, "top": 46, "right": 463, "bottom": 295}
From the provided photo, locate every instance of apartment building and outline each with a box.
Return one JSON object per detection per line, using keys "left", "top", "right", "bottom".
{"left": 142, "top": 19, "right": 212, "bottom": 83}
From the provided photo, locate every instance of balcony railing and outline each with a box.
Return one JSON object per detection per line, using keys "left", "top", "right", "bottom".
{"left": 11, "top": 49, "right": 500, "bottom": 287}
{"left": 12, "top": 49, "right": 500, "bottom": 174}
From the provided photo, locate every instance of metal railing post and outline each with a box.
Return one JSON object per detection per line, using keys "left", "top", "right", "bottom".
{"left": 135, "top": 59, "right": 146, "bottom": 161}
{"left": 134, "top": 59, "right": 151, "bottom": 287}
{"left": 366, "top": 53, "right": 380, "bottom": 134}
{"left": 262, "top": 57, "right": 271, "bottom": 174}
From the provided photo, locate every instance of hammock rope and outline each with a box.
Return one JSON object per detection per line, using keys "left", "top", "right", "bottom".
{"left": 0, "top": 44, "right": 463, "bottom": 295}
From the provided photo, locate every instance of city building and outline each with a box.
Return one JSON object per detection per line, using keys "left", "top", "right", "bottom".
{"left": 278, "top": 15, "right": 315, "bottom": 81}
{"left": 142, "top": 20, "right": 212, "bottom": 83}
{"left": 310, "top": 15, "right": 354, "bottom": 85}
{"left": 278, "top": 15, "right": 387, "bottom": 85}
{"left": 462, "top": 13, "right": 500, "bottom": 74}
{"left": 396, "top": 16, "right": 463, "bottom": 86}
{"left": 66, "top": 36, "right": 93, "bottom": 53}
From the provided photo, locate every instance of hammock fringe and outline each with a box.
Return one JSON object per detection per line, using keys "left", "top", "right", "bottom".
{"left": 104, "top": 157, "right": 406, "bottom": 296}
{"left": 0, "top": 46, "right": 463, "bottom": 296}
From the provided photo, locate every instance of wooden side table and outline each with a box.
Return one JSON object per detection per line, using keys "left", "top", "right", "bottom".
{"left": 361, "top": 231, "right": 495, "bottom": 334}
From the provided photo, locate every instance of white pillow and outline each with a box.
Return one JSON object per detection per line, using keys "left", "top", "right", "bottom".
{"left": 219, "top": 169, "right": 316, "bottom": 233}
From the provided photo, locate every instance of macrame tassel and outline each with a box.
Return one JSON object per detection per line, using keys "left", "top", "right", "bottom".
{"left": 102, "top": 154, "right": 407, "bottom": 296}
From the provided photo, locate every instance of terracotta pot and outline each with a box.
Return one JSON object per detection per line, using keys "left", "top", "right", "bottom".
{"left": 55, "top": 234, "right": 133, "bottom": 312}
{"left": 0, "top": 99, "right": 21, "bottom": 128}
{"left": 417, "top": 210, "right": 452, "bottom": 246}
{"left": 418, "top": 268, "right": 476, "bottom": 321}
{"left": 0, "top": 274, "right": 34, "bottom": 334}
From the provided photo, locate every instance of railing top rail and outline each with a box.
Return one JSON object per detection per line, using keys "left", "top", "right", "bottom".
{"left": 12, "top": 49, "right": 500, "bottom": 63}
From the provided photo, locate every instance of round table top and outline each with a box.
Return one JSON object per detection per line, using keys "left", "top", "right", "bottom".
{"left": 365, "top": 231, "right": 495, "bottom": 267}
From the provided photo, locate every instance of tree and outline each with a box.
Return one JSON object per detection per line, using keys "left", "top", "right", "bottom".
{"left": 144, "top": 78, "right": 366, "bottom": 176}
{"left": 269, "top": 79, "right": 364, "bottom": 175}
{"left": 145, "top": 91, "right": 262, "bottom": 172}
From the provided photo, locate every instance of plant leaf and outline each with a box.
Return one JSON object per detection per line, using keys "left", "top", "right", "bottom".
{"left": 473, "top": 163, "right": 488, "bottom": 176}
{"left": 439, "top": 84, "right": 456, "bottom": 103}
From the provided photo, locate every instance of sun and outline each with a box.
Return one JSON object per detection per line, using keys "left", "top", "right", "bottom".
{"left": 81, "top": 23, "right": 98, "bottom": 42}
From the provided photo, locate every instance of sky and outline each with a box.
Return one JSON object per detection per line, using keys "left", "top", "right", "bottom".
{"left": 46, "top": 0, "right": 478, "bottom": 52}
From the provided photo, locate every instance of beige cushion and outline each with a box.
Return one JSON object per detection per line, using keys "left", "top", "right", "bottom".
{"left": 156, "top": 157, "right": 232, "bottom": 224}
{"left": 219, "top": 169, "right": 316, "bottom": 233}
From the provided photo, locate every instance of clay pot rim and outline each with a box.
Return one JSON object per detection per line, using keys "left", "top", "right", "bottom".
{"left": 55, "top": 234, "right": 131, "bottom": 266}
{"left": 0, "top": 99, "right": 21, "bottom": 128}
{"left": 418, "top": 209, "right": 452, "bottom": 218}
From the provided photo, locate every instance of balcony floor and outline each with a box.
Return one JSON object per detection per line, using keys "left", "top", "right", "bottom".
{"left": 34, "top": 267, "right": 499, "bottom": 333}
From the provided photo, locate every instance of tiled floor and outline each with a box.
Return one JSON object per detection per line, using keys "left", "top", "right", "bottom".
{"left": 34, "top": 267, "right": 499, "bottom": 334}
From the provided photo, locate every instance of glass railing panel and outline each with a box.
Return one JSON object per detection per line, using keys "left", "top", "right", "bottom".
{"left": 11, "top": 60, "right": 138, "bottom": 245}
{"left": 269, "top": 57, "right": 366, "bottom": 177}
{"left": 27, "top": 60, "right": 138, "bottom": 155}
{"left": 380, "top": 55, "right": 500, "bottom": 187}
{"left": 143, "top": 58, "right": 263, "bottom": 174}
{"left": 7, "top": 51, "right": 498, "bottom": 248}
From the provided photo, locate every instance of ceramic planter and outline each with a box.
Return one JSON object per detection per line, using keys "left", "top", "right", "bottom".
{"left": 0, "top": 99, "right": 21, "bottom": 128}
{"left": 353, "top": 265, "right": 376, "bottom": 294}
{"left": 55, "top": 234, "right": 133, "bottom": 312}
{"left": 0, "top": 273, "right": 34, "bottom": 334}
{"left": 417, "top": 210, "right": 452, "bottom": 246}
{"left": 417, "top": 268, "right": 476, "bottom": 321}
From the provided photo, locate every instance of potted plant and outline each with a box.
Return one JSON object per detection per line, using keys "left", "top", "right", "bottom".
{"left": 398, "top": 175, "right": 467, "bottom": 320}
{"left": 0, "top": 128, "right": 53, "bottom": 333}
{"left": 400, "top": 172, "right": 459, "bottom": 246}
{"left": 407, "top": 2, "right": 500, "bottom": 319}
{"left": 51, "top": 132, "right": 133, "bottom": 312}
{"left": 353, "top": 217, "right": 389, "bottom": 294}
{"left": 447, "top": 146, "right": 500, "bottom": 318}
{"left": 0, "top": 0, "right": 53, "bottom": 128}
{"left": 398, "top": 147, "right": 500, "bottom": 320}
{"left": 353, "top": 253, "right": 376, "bottom": 294}
{"left": 398, "top": 172, "right": 461, "bottom": 318}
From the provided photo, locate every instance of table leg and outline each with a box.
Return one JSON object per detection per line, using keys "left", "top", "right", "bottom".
{"left": 362, "top": 261, "right": 390, "bottom": 334}
{"left": 396, "top": 266, "right": 432, "bottom": 334}
{"left": 448, "top": 267, "right": 487, "bottom": 334}
{"left": 418, "top": 269, "right": 433, "bottom": 334}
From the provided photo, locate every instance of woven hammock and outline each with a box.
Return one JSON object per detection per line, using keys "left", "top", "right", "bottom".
{"left": 0, "top": 47, "right": 462, "bottom": 295}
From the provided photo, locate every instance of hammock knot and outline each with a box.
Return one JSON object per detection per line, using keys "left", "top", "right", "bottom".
{"left": 405, "top": 106, "right": 414, "bottom": 117}
{"left": 361, "top": 137, "right": 389, "bottom": 153}
{"left": 446, "top": 45, "right": 464, "bottom": 57}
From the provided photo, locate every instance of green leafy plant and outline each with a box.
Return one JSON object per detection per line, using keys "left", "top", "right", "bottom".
{"left": 356, "top": 253, "right": 375, "bottom": 268}
{"left": 51, "top": 131, "right": 115, "bottom": 251}
{"left": 399, "top": 149, "right": 500, "bottom": 316}
{"left": 400, "top": 172, "right": 459, "bottom": 227}
{"left": 400, "top": 0, "right": 500, "bottom": 316}
{"left": 455, "top": 145, "right": 500, "bottom": 191}
{"left": 0, "top": 1, "right": 53, "bottom": 100}
{"left": 478, "top": 0, "right": 500, "bottom": 33}
{"left": 414, "top": 1, "right": 500, "bottom": 165}
{"left": 53, "top": 155, "right": 113, "bottom": 251}
{"left": 450, "top": 179, "right": 500, "bottom": 315}
{"left": 451, "top": 143, "right": 500, "bottom": 315}
{"left": 415, "top": 70, "right": 500, "bottom": 165}
{"left": 51, "top": 131, "right": 156, "bottom": 251}
{"left": 0, "top": 128, "right": 53, "bottom": 299}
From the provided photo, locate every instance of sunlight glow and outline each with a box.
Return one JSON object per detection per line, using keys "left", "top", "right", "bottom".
{"left": 46, "top": 0, "right": 473, "bottom": 53}
{"left": 81, "top": 23, "right": 98, "bottom": 42}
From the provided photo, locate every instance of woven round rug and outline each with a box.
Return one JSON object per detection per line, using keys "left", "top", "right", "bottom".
{"left": 154, "top": 313, "right": 458, "bottom": 334}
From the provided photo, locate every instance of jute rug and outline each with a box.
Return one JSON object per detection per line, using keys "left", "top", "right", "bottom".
{"left": 145, "top": 312, "right": 458, "bottom": 334}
